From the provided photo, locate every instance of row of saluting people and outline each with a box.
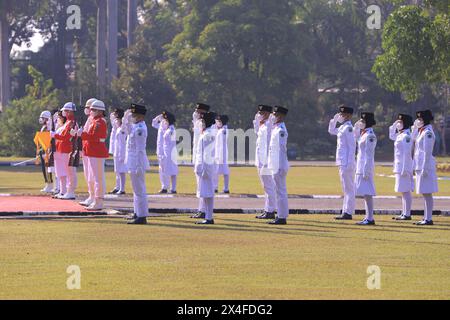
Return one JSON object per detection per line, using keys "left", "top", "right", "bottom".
{"left": 328, "top": 105, "right": 439, "bottom": 226}
{"left": 35, "top": 100, "right": 439, "bottom": 225}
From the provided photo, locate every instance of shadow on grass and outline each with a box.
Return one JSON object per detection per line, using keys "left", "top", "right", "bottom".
{"left": 45, "top": 216, "right": 349, "bottom": 240}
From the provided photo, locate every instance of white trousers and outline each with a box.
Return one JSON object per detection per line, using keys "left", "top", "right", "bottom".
{"left": 203, "top": 197, "right": 214, "bottom": 220}
{"left": 339, "top": 165, "right": 355, "bottom": 215}
{"left": 272, "top": 170, "right": 289, "bottom": 219}
{"left": 82, "top": 155, "right": 90, "bottom": 186}
{"left": 87, "top": 157, "right": 105, "bottom": 200}
{"left": 196, "top": 175, "right": 206, "bottom": 213}
{"left": 258, "top": 167, "right": 276, "bottom": 213}
{"left": 130, "top": 171, "right": 148, "bottom": 217}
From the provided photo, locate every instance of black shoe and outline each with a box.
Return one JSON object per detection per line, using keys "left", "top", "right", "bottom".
{"left": 190, "top": 212, "right": 206, "bottom": 219}
{"left": 415, "top": 220, "right": 434, "bottom": 226}
{"left": 256, "top": 212, "right": 276, "bottom": 220}
{"left": 196, "top": 219, "right": 214, "bottom": 225}
{"left": 335, "top": 213, "right": 353, "bottom": 220}
{"left": 109, "top": 189, "right": 119, "bottom": 194}
{"left": 223, "top": 190, "right": 230, "bottom": 194}
{"left": 117, "top": 191, "right": 126, "bottom": 195}
{"left": 268, "top": 218, "right": 287, "bottom": 225}
{"left": 170, "top": 190, "right": 177, "bottom": 194}
{"left": 393, "top": 215, "right": 411, "bottom": 221}
{"left": 214, "top": 189, "right": 218, "bottom": 194}
{"left": 356, "top": 219, "right": 375, "bottom": 226}
{"left": 159, "top": 189, "right": 168, "bottom": 194}
{"left": 127, "top": 217, "right": 147, "bottom": 225}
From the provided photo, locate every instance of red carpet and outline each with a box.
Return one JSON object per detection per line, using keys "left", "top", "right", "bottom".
{"left": 0, "top": 196, "right": 88, "bottom": 213}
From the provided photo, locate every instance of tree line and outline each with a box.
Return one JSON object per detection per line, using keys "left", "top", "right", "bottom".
{"left": 0, "top": 0, "right": 448, "bottom": 158}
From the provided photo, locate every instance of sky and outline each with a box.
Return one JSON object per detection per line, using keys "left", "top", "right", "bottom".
{"left": 12, "top": 32, "right": 45, "bottom": 53}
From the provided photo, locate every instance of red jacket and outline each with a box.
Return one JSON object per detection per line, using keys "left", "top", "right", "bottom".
{"left": 81, "top": 116, "right": 109, "bottom": 158}
{"left": 55, "top": 120, "right": 75, "bottom": 154}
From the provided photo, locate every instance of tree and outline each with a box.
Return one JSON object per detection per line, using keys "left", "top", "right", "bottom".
{"left": 0, "top": 66, "right": 61, "bottom": 156}
{"left": 372, "top": 2, "right": 450, "bottom": 154}
{"left": 0, "top": 1, "right": 51, "bottom": 111}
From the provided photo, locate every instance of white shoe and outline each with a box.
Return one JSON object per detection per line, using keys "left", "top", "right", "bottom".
{"left": 54, "top": 193, "right": 65, "bottom": 199}
{"left": 41, "top": 183, "right": 54, "bottom": 193}
{"left": 86, "top": 199, "right": 104, "bottom": 211}
{"left": 79, "top": 198, "right": 94, "bottom": 207}
{"left": 61, "top": 192, "right": 76, "bottom": 200}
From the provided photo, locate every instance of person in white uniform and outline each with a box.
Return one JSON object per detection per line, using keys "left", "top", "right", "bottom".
{"left": 123, "top": 103, "right": 151, "bottom": 225}
{"left": 194, "top": 111, "right": 217, "bottom": 225}
{"left": 267, "top": 106, "right": 290, "bottom": 225}
{"left": 161, "top": 111, "right": 179, "bottom": 194}
{"left": 152, "top": 112, "right": 169, "bottom": 193}
{"left": 214, "top": 115, "right": 230, "bottom": 194}
{"left": 354, "top": 112, "right": 377, "bottom": 225}
{"left": 191, "top": 103, "right": 211, "bottom": 219}
{"left": 109, "top": 108, "right": 127, "bottom": 195}
{"left": 389, "top": 114, "right": 415, "bottom": 221}
{"left": 413, "top": 110, "right": 438, "bottom": 226}
{"left": 328, "top": 105, "right": 356, "bottom": 220}
{"left": 37, "top": 111, "right": 54, "bottom": 193}
{"left": 254, "top": 105, "right": 277, "bottom": 220}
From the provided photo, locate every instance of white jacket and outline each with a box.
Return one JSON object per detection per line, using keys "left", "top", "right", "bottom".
{"left": 254, "top": 119, "right": 272, "bottom": 168}
{"left": 152, "top": 115, "right": 166, "bottom": 158}
{"left": 414, "top": 125, "right": 436, "bottom": 172}
{"left": 161, "top": 124, "right": 178, "bottom": 175}
{"left": 194, "top": 127, "right": 216, "bottom": 177}
{"left": 355, "top": 128, "right": 377, "bottom": 176}
{"left": 215, "top": 125, "right": 228, "bottom": 165}
{"left": 113, "top": 126, "right": 127, "bottom": 162}
{"left": 124, "top": 120, "right": 150, "bottom": 174}
{"left": 268, "top": 122, "right": 289, "bottom": 174}
{"left": 389, "top": 126, "right": 413, "bottom": 175}
{"left": 328, "top": 119, "right": 356, "bottom": 167}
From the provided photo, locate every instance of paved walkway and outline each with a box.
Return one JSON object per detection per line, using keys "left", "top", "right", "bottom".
{"left": 1, "top": 194, "right": 448, "bottom": 217}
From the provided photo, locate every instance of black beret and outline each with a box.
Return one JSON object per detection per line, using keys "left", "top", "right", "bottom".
{"left": 360, "top": 112, "right": 376, "bottom": 127}
{"left": 130, "top": 103, "right": 147, "bottom": 115}
{"left": 339, "top": 105, "right": 354, "bottom": 114}
{"left": 203, "top": 112, "right": 217, "bottom": 129}
{"left": 258, "top": 105, "right": 273, "bottom": 113}
{"left": 196, "top": 103, "right": 211, "bottom": 112}
{"left": 416, "top": 110, "right": 434, "bottom": 122}
{"left": 273, "top": 106, "right": 288, "bottom": 115}
{"left": 216, "top": 115, "right": 229, "bottom": 125}
{"left": 398, "top": 114, "right": 413, "bottom": 129}
{"left": 113, "top": 108, "right": 125, "bottom": 119}
{"left": 163, "top": 111, "right": 176, "bottom": 125}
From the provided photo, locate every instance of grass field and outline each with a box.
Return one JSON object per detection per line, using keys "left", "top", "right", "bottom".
{"left": 1, "top": 165, "right": 449, "bottom": 196}
{"left": 0, "top": 214, "right": 449, "bottom": 300}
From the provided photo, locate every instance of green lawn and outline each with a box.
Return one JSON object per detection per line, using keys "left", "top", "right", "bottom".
{"left": 0, "top": 214, "right": 448, "bottom": 300}
{"left": 1, "top": 165, "right": 449, "bottom": 196}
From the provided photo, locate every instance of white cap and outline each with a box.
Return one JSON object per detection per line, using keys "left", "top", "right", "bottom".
{"left": 61, "top": 102, "right": 77, "bottom": 112}
{"left": 85, "top": 98, "right": 97, "bottom": 108}
{"left": 39, "top": 111, "right": 52, "bottom": 119}
{"left": 91, "top": 100, "right": 106, "bottom": 111}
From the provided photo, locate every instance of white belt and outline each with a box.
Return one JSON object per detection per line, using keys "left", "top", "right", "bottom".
{"left": 99, "top": 139, "right": 106, "bottom": 143}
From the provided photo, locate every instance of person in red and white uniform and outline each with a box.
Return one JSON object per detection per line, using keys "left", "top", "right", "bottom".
{"left": 77, "top": 99, "right": 109, "bottom": 210}
{"left": 51, "top": 102, "right": 78, "bottom": 200}
{"left": 79, "top": 98, "right": 97, "bottom": 206}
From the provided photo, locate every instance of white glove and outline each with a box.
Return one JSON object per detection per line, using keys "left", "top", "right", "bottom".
{"left": 70, "top": 129, "right": 77, "bottom": 137}
{"left": 333, "top": 113, "right": 340, "bottom": 121}
{"left": 77, "top": 127, "right": 83, "bottom": 136}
